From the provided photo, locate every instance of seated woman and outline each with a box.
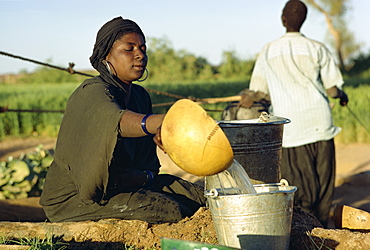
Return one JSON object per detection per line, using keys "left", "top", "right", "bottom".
{"left": 39, "top": 17, "right": 206, "bottom": 224}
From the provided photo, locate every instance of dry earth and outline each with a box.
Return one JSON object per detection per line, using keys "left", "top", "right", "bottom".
{"left": 0, "top": 137, "right": 370, "bottom": 249}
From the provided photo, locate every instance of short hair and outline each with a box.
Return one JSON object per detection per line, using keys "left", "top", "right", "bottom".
{"left": 282, "top": 0, "right": 307, "bottom": 30}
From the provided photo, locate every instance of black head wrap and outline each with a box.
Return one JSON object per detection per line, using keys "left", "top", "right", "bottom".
{"left": 90, "top": 16, "right": 146, "bottom": 74}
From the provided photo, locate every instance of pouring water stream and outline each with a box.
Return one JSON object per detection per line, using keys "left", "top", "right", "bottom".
{"left": 205, "top": 159, "right": 257, "bottom": 195}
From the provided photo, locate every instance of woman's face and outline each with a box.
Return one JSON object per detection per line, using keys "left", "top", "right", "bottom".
{"left": 106, "top": 32, "right": 147, "bottom": 84}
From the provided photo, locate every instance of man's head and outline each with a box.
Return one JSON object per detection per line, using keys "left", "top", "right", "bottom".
{"left": 281, "top": 0, "right": 307, "bottom": 32}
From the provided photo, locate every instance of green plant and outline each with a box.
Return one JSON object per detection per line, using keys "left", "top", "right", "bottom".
{"left": 0, "top": 145, "right": 53, "bottom": 199}
{"left": 0, "top": 234, "right": 68, "bottom": 250}
{"left": 0, "top": 83, "right": 77, "bottom": 139}
{"left": 0, "top": 235, "right": 147, "bottom": 249}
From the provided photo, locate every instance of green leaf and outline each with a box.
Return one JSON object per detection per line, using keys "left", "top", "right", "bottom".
{"left": 8, "top": 160, "right": 30, "bottom": 182}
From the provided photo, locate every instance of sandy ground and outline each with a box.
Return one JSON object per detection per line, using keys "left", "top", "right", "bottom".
{"left": 1, "top": 137, "right": 370, "bottom": 228}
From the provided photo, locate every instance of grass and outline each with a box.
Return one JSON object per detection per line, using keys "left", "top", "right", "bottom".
{"left": 0, "top": 234, "right": 67, "bottom": 250}
{"left": 0, "top": 235, "right": 153, "bottom": 250}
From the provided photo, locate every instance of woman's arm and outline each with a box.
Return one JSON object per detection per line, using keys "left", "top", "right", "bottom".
{"left": 119, "top": 110, "right": 165, "bottom": 137}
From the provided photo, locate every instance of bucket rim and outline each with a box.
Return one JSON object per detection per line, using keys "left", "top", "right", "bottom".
{"left": 253, "top": 185, "right": 297, "bottom": 195}
{"left": 253, "top": 182, "right": 286, "bottom": 188}
{"left": 217, "top": 117, "right": 291, "bottom": 126}
{"left": 205, "top": 185, "right": 297, "bottom": 198}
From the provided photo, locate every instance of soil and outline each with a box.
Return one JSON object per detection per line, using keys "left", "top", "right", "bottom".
{"left": 1, "top": 137, "right": 370, "bottom": 249}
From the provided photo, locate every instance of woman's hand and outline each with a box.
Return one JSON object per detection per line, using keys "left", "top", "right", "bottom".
{"left": 153, "top": 126, "right": 166, "bottom": 153}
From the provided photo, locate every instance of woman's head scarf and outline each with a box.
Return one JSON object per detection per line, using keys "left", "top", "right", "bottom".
{"left": 90, "top": 17, "right": 146, "bottom": 75}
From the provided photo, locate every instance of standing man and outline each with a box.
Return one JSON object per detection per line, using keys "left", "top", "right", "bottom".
{"left": 242, "top": 0, "right": 348, "bottom": 227}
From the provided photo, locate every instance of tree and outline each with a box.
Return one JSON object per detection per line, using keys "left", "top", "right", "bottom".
{"left": 146, "top": 37, "right": 253, "bottom": 82}
{"left": 218, "top": 50, "right": 246, "bottom": 79}
{"left": 147, "top": 37, "right": 217, "bottom": 82}
{"left": 304, "top": 0, "right": 362, "bottom": 72}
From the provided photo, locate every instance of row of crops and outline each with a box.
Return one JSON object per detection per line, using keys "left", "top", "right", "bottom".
{"left": 1, "top": 81, "right": 369, "bottom": 143}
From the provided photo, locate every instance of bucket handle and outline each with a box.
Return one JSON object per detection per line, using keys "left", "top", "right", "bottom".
{"left": 204, "top": 188, "right": 219, "bottom": 199}
{"left": 280, "top": 179, "right": 289, "bottom": 186}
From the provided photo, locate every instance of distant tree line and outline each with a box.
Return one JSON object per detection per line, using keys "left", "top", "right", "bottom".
{"left": 5, "top": 36, "right": 370, "bottom": 85}
{"left": 146, "top": 37, "right": 255, "bottom": 83}
{"left": 8, "top": 37, "right": 255, "bottom": 85}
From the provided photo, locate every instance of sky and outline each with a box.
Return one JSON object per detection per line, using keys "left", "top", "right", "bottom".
{"left": 1, "top": 0, "right": 370, "bottom": 75}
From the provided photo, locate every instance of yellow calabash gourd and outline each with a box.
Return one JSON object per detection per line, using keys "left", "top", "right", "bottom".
{"left": 161, "top": 99, "right": 234, "bottom": 176}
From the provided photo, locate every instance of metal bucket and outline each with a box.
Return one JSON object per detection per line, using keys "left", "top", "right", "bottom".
{"left": 218, "top": 116, "right": 290, "bottom": 184}
{"left": 160, "top": 237, "right": 239, "bottom": 250}
{"left": 205, "top": 183, "right": 297, "bottom": 250}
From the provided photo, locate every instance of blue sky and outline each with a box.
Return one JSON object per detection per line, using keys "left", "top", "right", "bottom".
{"left": 1, "top": 0, "right": 369, "bottom": 74}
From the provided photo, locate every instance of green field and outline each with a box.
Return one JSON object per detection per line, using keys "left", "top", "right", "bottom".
{"left": 0, "top": 80, "right": 369, "bottom": 143}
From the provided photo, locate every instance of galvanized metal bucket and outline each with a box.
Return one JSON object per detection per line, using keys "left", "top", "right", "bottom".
{"left": 160, "top": 237, "right": 240, "bottom": 250}
{"left": 205, "top": 182, "right": 297, "bottom": 250}
{"left": 218, "top": 116, "right": 290, "bottom": 184}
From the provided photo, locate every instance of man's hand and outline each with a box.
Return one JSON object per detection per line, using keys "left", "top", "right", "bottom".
{"left": 238, "top": 90, "right": 270, "bottom": 108}
{"left": 339, "top": 91, "right": 349, "bottom": 106}
{"left": 238, "top": 94, "right": 255, "bottom": 108}
{"left": 326, "top": 86, "right": 348, "bottom": 106}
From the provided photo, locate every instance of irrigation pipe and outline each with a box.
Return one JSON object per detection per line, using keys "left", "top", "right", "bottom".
{"left": 0, "top": 106, "right": 64, "bottom": 113}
